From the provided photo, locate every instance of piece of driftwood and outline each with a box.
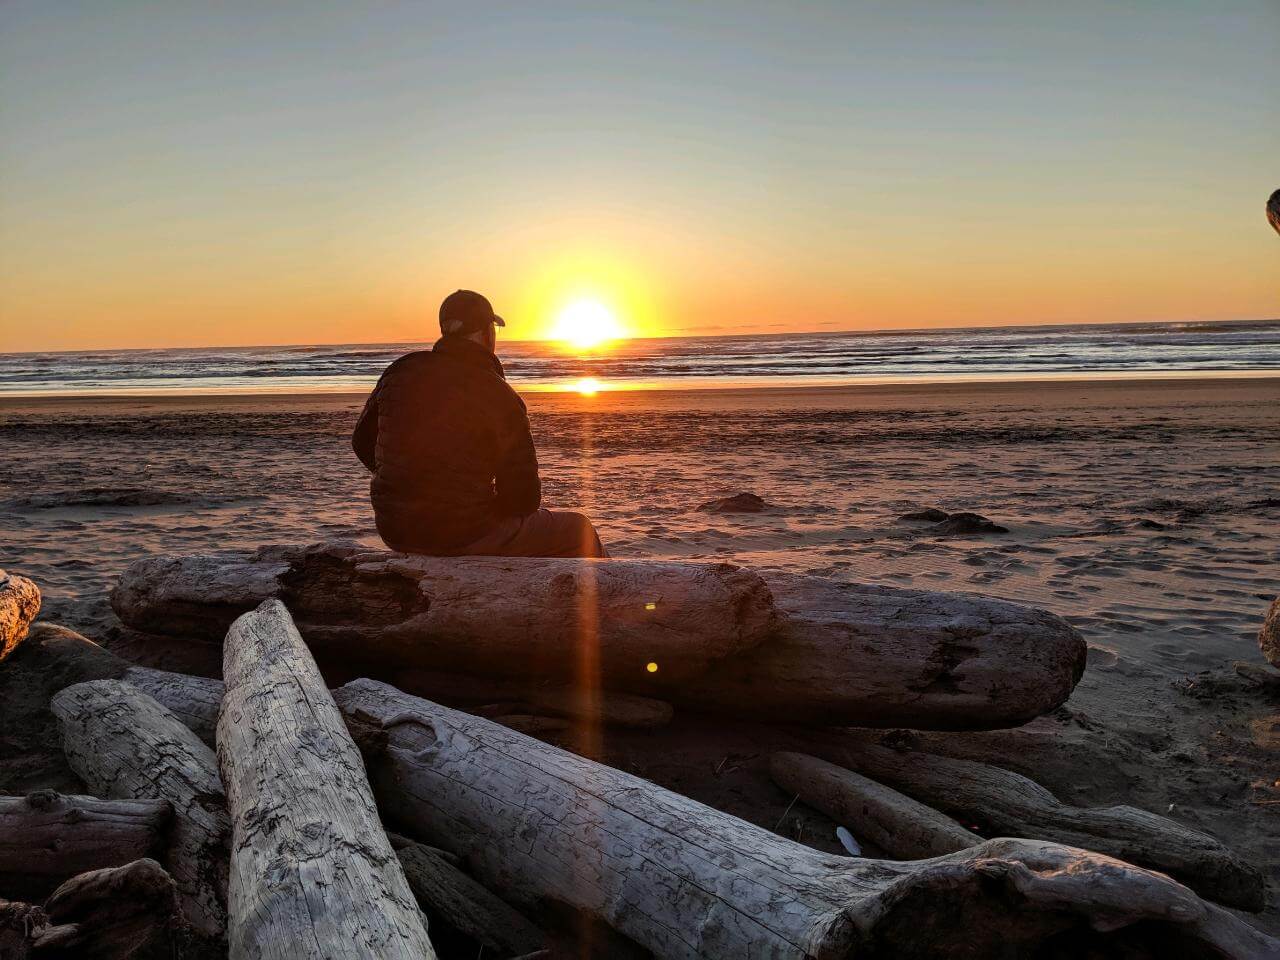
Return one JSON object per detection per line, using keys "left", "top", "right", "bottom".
{"left": 0, "top": 792, "right": 170, "bottom": 897}
{"left": 394, "top": 838, "right": 545, "bottom": 957}
{"left": 112, "top": 540, "right": 778, "bottom": 685}
{"left": 688, "top": 573, "right": 1086, "bottom": 729}
{"left": 29, "top": 858, "right": 178, "bottom": 960}
{"left": 769, "top": 752, "right": 981, "bottom": 859}
{"left": 820, "top": 739, "right": 1265, "bottom": 912}
{"left": 1260, "top": 595, "right": 1280, "bottom": 669}
{"left": 218, "top": 600, "right": 434, "bottom": 959}
{"left": 111, "top": 542, "right": 1086, "bottom": 730}
{"left": 49, "top": 680, "right": 230, "bottom": 939}
{"left": 337, "top": 679, "right": 1274, "bottom": 959}
{"left": 0, "top": 570, "right": 40, "bottom": 662}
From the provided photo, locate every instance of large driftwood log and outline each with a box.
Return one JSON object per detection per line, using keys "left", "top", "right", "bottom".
{"left": 49, "top": 680, "right": 229, "bottom": 939}
{"left": 819, "top": 740, "right": 1265, "bottom": 912}
{"left": 393, "top": 837, "right": 545, "bottom": 957}
{"left": 112, "top": 542, "right": 1086, "bottom": 729}
{"left": 217, "top": 600, "right": 434, "bottom": 959}
{"left": 690, "top": 573, "right": 1086, "bottom": 728}
{"left": 112, "top": 541, "right": 777, "bottom": 685}
{"left": 0, "top": 570, "right": 40, "bottom": 662}
{"left": 769, "top": 752, "right": 980, "bottom": 859}
{"left": 29, "top": 858, "right": 179, "bottom": 960}
{"left": 0, "top": 792, "right": 170, "bottom": 897}
{"left": 337, "top": 679, "right": 1274, "bottom": 959}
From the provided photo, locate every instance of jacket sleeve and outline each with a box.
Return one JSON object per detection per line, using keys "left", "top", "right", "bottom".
{"left": 351, "top": 375, "right": 384, "bottom": 472}
{"left": 494, "top": 405, "right": 541, "bottom": 515}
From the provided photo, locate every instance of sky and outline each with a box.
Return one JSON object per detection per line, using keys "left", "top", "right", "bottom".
{"left": 1, "top": 1, "right": 1277, "bottom": 351}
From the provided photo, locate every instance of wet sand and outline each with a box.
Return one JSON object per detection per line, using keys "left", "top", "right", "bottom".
{"left": 2, "top": 376, "right": 1278, "bottom": 929}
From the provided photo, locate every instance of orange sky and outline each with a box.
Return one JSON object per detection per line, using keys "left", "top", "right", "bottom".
{"left": 1, "top": 3, "right": 1277, "bottom": 352}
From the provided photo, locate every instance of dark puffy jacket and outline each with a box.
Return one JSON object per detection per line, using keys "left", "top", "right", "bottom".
{"left": 352, "top": 337, "right": 541, "bottom": 552}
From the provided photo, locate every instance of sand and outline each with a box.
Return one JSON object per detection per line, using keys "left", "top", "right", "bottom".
{"left": 1, "top": 376, "right": 1277, "bottom": 931}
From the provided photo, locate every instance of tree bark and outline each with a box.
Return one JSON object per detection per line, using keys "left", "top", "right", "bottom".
{"left": 112, "top": 541, "right": 778, "bottom": 686}
{"left": 394, "top": 838, "right": 545, "bottom": 957}
{"left": 816, "top": 739, "right": 1265, "bottom": 912}
{"left": 0, "top": 570, "right": 40, "bottom": 663}
{"left": 49, "top": 679, "right": 229, "bottom": 939}
{"left": 768, "top": 752, "right": 980, "bottom": 859}
{"left": 336, "top": 678, "right": 1272, "bottom": 960}
{"left": 29, "top": 858, "right": 178, "bottom": 960}
{"left": 111, "top": 542, "right": 1086, "bottom": 730}
{"left": 0, "top": 792, "right": 170, "bottom": 898}
{"left": 217, "top": 599, "right": 434, "bottom": 960}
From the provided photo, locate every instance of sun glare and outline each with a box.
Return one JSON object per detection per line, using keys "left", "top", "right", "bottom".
{"left": 572, "top": 377, "right": 602, "bottom": 396}
{"left": 550, "top": 299, "right": 625, "bottom": 350}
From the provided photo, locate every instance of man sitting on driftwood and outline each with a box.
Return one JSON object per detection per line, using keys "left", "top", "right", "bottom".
{"left": 353, "top": 289, "right": 607, "bottom": 558}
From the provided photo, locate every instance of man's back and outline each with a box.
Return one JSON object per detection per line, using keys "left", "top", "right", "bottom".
{"left": 352, "top": 336, "right": 540, "bottom": 552}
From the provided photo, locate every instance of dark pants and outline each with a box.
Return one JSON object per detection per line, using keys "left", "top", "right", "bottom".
{"left": 453, "top": 508, "right": 608, "bottom": 558}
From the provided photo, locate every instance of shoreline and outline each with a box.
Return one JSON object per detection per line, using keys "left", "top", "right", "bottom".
{"left": 3, "top": 371, "right": 1279, "bottom": 413}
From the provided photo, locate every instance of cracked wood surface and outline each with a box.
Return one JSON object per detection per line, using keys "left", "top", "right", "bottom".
{"left": 217, "top": 599, "right": 434, "bottom": 960}
{"left": 337, "top": 678, "right": 1273, "bottom": 960}
{"left": 0, "top": 570, "right": 40, "bottom": 663}
{"left": 111, "top": 541, "right": 1085, "bottom": 729}
{"left": 689, "top": 574, "right": 1086, "bottom": 728}
{"left": 0, "top": 792, "right": 170, "bottom": 897}
{"left": 817, "top": 739, "right": 1265, "bottom": 912}
{"left": 49, "top": 679, "right": 229, "bottom": 939}
{"left": 112, "top": 541, "right": 778, "bottom": 686}
{"left": 768, "top": 752, "right": 980, "bottom": 860}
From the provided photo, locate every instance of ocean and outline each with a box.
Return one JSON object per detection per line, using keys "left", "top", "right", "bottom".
{"left": 2, "top": 319, "right": 1277, "bottom": 396}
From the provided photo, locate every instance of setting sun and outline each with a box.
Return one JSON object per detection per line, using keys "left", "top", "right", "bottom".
{"left": 549, "top": 299, "right": 626, "bottom": 350}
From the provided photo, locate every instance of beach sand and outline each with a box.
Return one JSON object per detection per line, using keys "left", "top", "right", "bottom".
{"left": 2, "top": 377, "right": 1278, "bottom": 930}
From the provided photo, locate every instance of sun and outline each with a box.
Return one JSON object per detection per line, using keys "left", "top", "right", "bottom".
{"left": 550, "top": 299, "right": 625, "bottom": 350}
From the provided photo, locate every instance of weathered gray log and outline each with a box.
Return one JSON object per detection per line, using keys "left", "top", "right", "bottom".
{"left": 217, "top": 599, "right": 434, "bottom": 959}
{"left": 769, "top": 752, "right": 981, "bottom": 859}
{"left": 337, "top": 679, "right": 1274, "bottom": 959}
{"left": 0, "top": 570, "right": 40, "bottom": 662}
{"left": 111, "top": 542, "right": 1087, "bottom": 729}
{"left": 820, "top": 740, "right": 1265, "bottom": 912}
{"left": 112, "top": 541, "right": 778, "bottom": 685}
{"left": 689, "top": 573, "right": 1086, "bottom": 728}
{"left": 394, "top": 838, "right": 545, "bottom": 957}
{"left": 29, "top": 858, "right": 178, "bottom": 960}
{"left": 49, "top": 680, "right": 229, "bottom": 939}
{"left": 1260, "top": 595, "right": 1280, "bottom": 669}
{"left": 0, "top": 792, "right": 170, "bottom": 897}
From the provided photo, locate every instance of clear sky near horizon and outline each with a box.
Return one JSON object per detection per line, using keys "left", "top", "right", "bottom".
{"left": 1, "top": 1, "right": 1277, "bottom": 352}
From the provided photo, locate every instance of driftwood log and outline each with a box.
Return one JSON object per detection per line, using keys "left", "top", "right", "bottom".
{"left": 49, "top": 680, "right": 230, "bottom": 939}
{"left": 691, "top": 574, "right": 1085, "bottom": 728}
{"left": 0, "top": 792, "right": 170, "bottom": 898}
{"left": 111, "top": 541, "right": 1086, "bottom": 729}
{"left": 818, "top": 739, "right": 1265, "bottom": 912}
{"left": 337, "top": 679, "right": 1274, "bottom": 959}
{"left": 217, "top": 600, "right": 433, "bottom": 959}
{"left": 392, "top": 836, "right": 545, "bottom": 957}
{"left": 0, "top": 570, "right": 40, "bottom": 662}
{"left": 769, "top": 752, "right": 981, "bottom": 859}
{"left": 112, "top": 541, "right": 777, "bottom": 685}
{"left": 29, "top": 858, "right": 179, "bottom": 960}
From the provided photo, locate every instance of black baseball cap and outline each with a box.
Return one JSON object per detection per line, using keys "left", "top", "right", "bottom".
{"left": 439, "top": 289, "right": 505, "bottom": 337}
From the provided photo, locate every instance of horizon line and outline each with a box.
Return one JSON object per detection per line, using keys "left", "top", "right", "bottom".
{"left": 3, "top": 315, "right": 1277, "bottom": 358}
